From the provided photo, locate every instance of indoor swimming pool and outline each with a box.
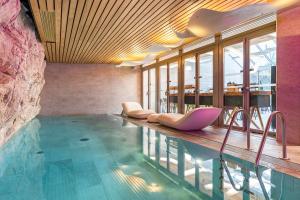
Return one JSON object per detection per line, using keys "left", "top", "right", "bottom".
{"left": 0, "top": 115, "right": 299, "bottom": 200}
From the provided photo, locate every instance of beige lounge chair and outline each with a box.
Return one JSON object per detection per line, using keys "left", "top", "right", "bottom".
{"left": 158, "top": 107, "right": 222, "bottom": 131}
{"left": 121, "top": 102, "right": 155, "bottom": 119}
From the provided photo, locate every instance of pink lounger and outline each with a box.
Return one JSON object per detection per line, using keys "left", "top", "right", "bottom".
{"left": 121, "top": 102, "right": 155, "bottom": 119}
{"left": 158, "top": 107, "right": 222, "bottom": 131}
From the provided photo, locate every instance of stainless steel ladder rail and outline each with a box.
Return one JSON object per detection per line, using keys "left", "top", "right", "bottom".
{"left": 220, "top": 109, "right": 252, "bottom": 154}
{"left": 255, "top": 111, "right": 288, "bottom": 166}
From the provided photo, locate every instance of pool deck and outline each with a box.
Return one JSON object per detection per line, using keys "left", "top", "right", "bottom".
{"left": 121, "top": 116, "right": 300, "bottom": 178}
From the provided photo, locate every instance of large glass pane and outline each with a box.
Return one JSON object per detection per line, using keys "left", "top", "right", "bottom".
{"left": 199, "top": 51, "right": 214, "bottom": 107}
{"left": 143, "top": 70, "right": 148, "bottom": 109}
{"left": 160, "top": 65, "right": 168, "bottom": 113}
{"left": 223, "top": 42, "right": 244, "bottom": 126}
{"left": 184, "top": 57, "right": 196, "bottom": 113}
{"left": 249, "top": 32, "right": 276, "bottom": 131}
{"left": 169, "top": 62, "right": 178, "bottom": 113}
{"left": 149, "top": 68, "right": 156, "bottom": 111}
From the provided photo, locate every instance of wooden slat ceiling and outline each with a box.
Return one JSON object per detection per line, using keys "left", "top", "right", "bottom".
{"left": 29, "top": 0, "right": 267, "bottom": 64}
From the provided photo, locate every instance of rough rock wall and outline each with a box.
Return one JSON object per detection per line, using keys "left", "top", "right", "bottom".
{"left": 0, "top": 0, "right": 45, "bottom": 146}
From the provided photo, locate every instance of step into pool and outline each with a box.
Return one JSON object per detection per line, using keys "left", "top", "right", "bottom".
{"left": 0, "top": 115, "right": 299, "bottom": 200}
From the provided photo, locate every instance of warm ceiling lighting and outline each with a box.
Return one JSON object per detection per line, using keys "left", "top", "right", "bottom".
{"left": 124, "top": 53, "right": 149, "bottom": 61}
{"left": 268, "top": 0, "right": 300, "bottom": 8}
{"left": 188, "top": 26, "right": 209, "bottom": 37}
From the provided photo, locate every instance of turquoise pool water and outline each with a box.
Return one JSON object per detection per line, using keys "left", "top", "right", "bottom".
{"left": 0, "top": 115, "right": 299, "bottom": 200}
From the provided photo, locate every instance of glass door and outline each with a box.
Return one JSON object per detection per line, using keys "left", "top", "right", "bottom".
{"left": 199, "top": 51, "right": 214, "bottom": 107}
{"left": 223, "top": 42, "right": 244, "bottom": 127}
{"left": 184, "top": 56, "right": 196, "bottom": 113}
{"left": 249, "top": 32, "right": 276, "bottom": 132}
{"left": 149, "top": 68, "right": 156, "bottom": 111}
{"left": 168, "top": 62, "right": 179, "bottom": 113}
{"left": 159, "top": 65, "right": 168, "bottom": 113}
{"left": 142, "top": 70, "right": 149, "bottom": 109}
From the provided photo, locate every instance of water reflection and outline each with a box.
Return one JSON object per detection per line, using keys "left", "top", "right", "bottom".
{"left": 0, "top": 119, "right": 44, "bottom": 199}
{"left": 142, "top": 127, "right": 300, "bottom": 200}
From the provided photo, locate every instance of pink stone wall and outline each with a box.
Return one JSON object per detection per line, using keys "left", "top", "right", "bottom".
{"left": 40, "top": 63, "right": 141, "bottom": 116}
{"left": 0, "top": 0, "right": 45, "bottom": 146}
{"left": 277, "top": 6, "right": 300, "bottom": 145}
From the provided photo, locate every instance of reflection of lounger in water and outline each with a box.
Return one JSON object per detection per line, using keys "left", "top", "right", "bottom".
{"left": 158, "top": 107, "right": 222, "bottom": 131}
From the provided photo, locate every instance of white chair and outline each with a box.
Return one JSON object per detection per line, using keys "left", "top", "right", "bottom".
{"left": 121, "top": 102, "right": 155, "bottom": 119}
{"left": 158, "top": 107, "right": 222, "bottom": 131}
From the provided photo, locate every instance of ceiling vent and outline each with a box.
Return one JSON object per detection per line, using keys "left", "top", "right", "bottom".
{"left": 40, "top": 11, "right": 56, "bottom": 42}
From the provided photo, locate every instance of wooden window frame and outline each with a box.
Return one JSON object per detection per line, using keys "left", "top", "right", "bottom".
{"left": 141, "top": 23, "right": 276, "bottom": 133}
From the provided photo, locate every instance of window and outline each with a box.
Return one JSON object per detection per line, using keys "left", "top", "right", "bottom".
{"left": 184, "top": 57, "right": 196, "bottom": 113}
{"left": 199, "top": 51, "right": 214, "bottom": 107}
{"left": 143, "top": 70, "right": 148, "bottom": 109}
{"left": 149, "top": 68, "right": 156, "bottom": 111}
{"left": 249, "top": 32, "right": 276, "bottom": 131}
{"left": 160, "top": 65, "right": 168, "bottom": 113}
{"left": 223, "top": 42, "right": 244, "bottom": 127}
{"left": 169, "top": 62, "right": 179, "bottom": 113}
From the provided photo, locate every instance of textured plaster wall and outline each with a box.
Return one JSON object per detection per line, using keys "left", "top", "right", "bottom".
{"left": 0, "top": 0, "right": 45, "bottom": 146}
{"left": 40, "top": 63, "right": 141, "bottom": 116}
{"left": 277, "top": 6, "right": 300, "bottom": 145}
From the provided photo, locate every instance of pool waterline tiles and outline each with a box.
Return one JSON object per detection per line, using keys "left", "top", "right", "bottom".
{"left": 0, "top": 115, "right": 299, "bottom": 200}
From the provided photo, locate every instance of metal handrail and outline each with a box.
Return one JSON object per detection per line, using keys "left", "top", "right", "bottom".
{"left": 220, "top": 109, "right": 252, "bottom": 154}
{"left": 255, "top": 111, "right": 288, "bottom": 166}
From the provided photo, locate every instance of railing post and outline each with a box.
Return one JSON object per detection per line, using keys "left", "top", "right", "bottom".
{"left": 255, "top": 111, "right": 288, "bottom": 166}
{"left": 220, "top": 109, "right": 252, "bottom": 154}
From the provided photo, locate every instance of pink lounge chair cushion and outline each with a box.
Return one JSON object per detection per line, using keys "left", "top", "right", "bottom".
{"left": 147, "top": 114, "right": 162, "bottom": 123}
{"left": 158, "top": 107, "right": 222, "bottom": 131}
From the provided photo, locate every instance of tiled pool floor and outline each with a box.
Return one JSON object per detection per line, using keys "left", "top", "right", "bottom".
{"left": 0, "top": 115, "right": 300, "bottom": 200}
{"left": 0, "top": 115, "right": 200, "bottom": 200}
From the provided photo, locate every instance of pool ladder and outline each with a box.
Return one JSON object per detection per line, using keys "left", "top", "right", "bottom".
{"left": 220, "top": 109, "right": 288, "bottom": 166}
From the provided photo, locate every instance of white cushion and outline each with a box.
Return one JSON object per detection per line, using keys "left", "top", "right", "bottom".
{"left": 157, "top": 113, "right": 184, "bottom": 127}
{"left": 122, "top": 102, "right": 143, "bottom": 114}
{"left": 127, "top": 109, "right": 155, "bottom": 119}
{"left": 147, "top": 114, "right": 161, "bottom": 123}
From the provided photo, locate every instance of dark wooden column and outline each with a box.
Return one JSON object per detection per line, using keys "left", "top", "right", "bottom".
{"left": 214, "top": 33, "right": 223, "bottom": 126}
{"left": 156, "top": 59, "right": 160, "bottom": 113}
{"left": 195, "top": 54, "right": 200, "bottom": 107}
{"left": 178, "top": 49, "right": 185, "bottom": 114}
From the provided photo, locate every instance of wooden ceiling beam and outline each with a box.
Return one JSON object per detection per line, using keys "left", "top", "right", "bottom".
{"left": 27, "top": 0, "right": 268, "bottom": 64}
{"left": 54, "top": 0, "right": 62, "bottom": 62}
{"left": 99, "top": 0, "right": 263, "bottom": 63}
{"left": 70, "top": 0, "right": 127, "bottom": 63}
{"left": 62, "top": 0, "right": 78, "bottom": 62}
{"left": 66, "top": 0, "right": 103, "bottom": 63}
{"left": 74, "top": 0, "right": 155, "bottom": 63}
{"left": 95, "top": 0, "right": 209, "bottom": 62}
{"left": 72, "top": 0, "right": 141, "bottom": 63}
{"left": 85, "top": 0, "right": 182, "bottom": 63}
